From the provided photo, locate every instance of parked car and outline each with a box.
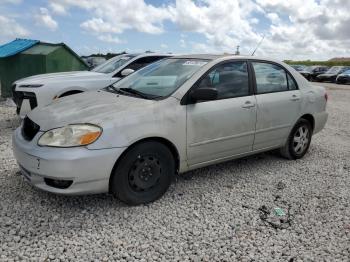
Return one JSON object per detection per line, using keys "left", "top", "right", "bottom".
{"left": 307, "top": 66, "right": 329, "bottom": 81}
{"left": 290, "top": 65, "right": 312, "bottom": 81}
{"left": 295, "top": 66, "right": 331, "bottom": 82}
{"left": 82, "top": 56, "right": 107, "bottom": 69}
{"left": 13, "top": 55, "right": 328, "bottom": 205}
{"left": 290, "top": 65, "right": 306, "bottom": 71}
{"left": 12, "top": 53, "right": 172, "bottom": 118}
{"left": 316, "top": 66, "right": 350, "bottom": 82}
{"left": 336, "top": 70, "right": 350, "bottom": 84}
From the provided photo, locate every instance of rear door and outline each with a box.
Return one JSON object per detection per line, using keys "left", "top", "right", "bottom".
{"left": 186, "top": 60, "right": 257, "bottom": 166}
{"left": 251, "top": 61, "right": 301, "bottom": 150}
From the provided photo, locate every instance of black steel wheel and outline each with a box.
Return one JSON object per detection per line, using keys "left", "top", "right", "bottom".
{"left": 110, "top": 141, "right": 175, "bottom": 205}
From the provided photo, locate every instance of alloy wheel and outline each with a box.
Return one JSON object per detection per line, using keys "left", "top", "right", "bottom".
{"left": 293, "top": 125, "right": 310, "bottom": 154}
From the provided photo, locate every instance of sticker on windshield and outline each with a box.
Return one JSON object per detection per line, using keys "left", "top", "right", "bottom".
{"left": 183, "top": 61, "right": 207, "bottom": 66}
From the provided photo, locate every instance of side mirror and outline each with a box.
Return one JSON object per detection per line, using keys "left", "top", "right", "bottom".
{"left": 190, "top": 88, "right": 218, "bottom": 102}
{"left": 120, "top": 68, "right": 135, "bottom": 77}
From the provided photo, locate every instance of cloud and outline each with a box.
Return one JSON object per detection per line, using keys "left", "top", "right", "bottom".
{"left": 180, "top": 39, "right": 186, "bottom": 48}
{"left": 97, "top": 34, "right": 124, "bottom": 44}
{"left": 49, "top": 2, "right": 67, "bottom": 15}
{"left": 81, "top": 18, "right": 123, "bottom": 34}
{"left": 169, "top": 0, "right": 262, "bottom": 54}
{"left": 53, "top": 0, "right": 172, "bottom": 34}
{"left": 35, "top": 7, "right": 58, "bottom": 31}
{"left": 2, "top": 0, "right": 348, "bottom": 59}
{"left": 266, "top": 13, "right": 280, "bottom": 24}
{"left": 256, "top": 0, "right": 350, "bottom": 59}
{"left": 0, "top": 15, "right": 29, "bottom": 39}
{"left": 1, "top": 0, "right": 22, "bottom": 4}
{"left": 160, "top": 43, "right": 168, "bottom": 49}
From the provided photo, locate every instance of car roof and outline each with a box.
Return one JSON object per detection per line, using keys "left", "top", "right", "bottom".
{"left": 133, "top": 53, "right": 173, "bottom": 58}
{"left": 171, "top": 54, "right": 292, "bottom": 65}
{"left": 173, "top": 54, "right": 230, "bottom": 60}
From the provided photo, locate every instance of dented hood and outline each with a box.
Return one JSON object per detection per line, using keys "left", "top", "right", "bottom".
{"left": 27, "top": 90, "right": 157, "bottom": 131}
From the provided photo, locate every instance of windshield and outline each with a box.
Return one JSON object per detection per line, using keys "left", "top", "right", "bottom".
{"left": 92, "top": 54, "right": 136, "bottom": 74}
{"left": 326, "top": 66, "right": 345, "bottom": 74}
{"left": 109, "top": 58, "right": 209, "bottom": 98}
{"left": 342, "top": 70, "right": 350, "bottom": 75}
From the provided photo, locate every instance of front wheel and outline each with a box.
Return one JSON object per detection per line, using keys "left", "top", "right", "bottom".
{"left": 280, "top": 119, "right": 313, "bottom": 160}
{"left": 110, "top": 141, "right": 175, "bottom": 205}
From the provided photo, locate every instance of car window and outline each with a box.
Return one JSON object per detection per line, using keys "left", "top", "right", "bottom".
{"left": 115, "top": 56, "right": 167, "bottom": 77}
{"left": 92, "top": 55, "right": 136, "bottom": 74}
{"left": 196, "top": 61, "right": 250, "bottom": 100}
{"left": 287, "top": 74, "right": 298, "bottom": 90}
{"left": 253, "top": 62, "right": 289, "bottom": 94}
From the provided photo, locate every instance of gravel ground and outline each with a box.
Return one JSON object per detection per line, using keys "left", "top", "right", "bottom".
{"left": 0, "top": 83, "right": 349, "bottom": 261}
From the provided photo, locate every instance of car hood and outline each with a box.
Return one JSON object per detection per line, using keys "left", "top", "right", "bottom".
{"left": 28, "top": 90, "right": 157, "bottom": 131}
{"left": 15, "top": 71, "right": 108, "bottom": 85}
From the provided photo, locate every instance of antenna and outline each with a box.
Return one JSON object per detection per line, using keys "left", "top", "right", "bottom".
{"left": 251, "top": 34, "right": 265, "bottom": 56}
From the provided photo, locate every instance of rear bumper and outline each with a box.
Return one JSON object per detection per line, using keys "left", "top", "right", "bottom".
{"left": 12, "top": 128, "right": 126, "bottom": 195}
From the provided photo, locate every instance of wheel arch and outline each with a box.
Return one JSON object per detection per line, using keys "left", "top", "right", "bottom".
{"left": 108, "top": 137, "right": 180, "bottom": 193}
{"left": 300, "top": 113, "right": 315, "bottom": 131}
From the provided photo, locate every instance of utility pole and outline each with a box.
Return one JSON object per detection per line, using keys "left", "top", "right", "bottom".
{"left": 235, "top": 45, "right": 240, "bottom": 55}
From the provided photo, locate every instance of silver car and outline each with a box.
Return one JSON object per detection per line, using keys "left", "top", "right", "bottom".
{"left": 13, "top": 55, "right": 328, "bottom": 205}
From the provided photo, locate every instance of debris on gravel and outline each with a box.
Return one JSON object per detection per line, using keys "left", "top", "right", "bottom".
{"left": 1, "top": 85, "right": 350, "bottom": 261}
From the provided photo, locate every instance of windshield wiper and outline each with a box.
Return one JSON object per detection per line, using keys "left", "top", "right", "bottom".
{"left": 105, "top": 86, "right": 161, "bottom": 99}
{"left": 119, "top": 87, "right": 160, "bottom": 99}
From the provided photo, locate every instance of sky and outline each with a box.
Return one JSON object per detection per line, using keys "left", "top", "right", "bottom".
{"left": 0, "top": 0, "right": 349, "bottom": 60}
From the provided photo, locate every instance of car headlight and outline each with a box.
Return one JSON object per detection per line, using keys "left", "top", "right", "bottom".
{"left": 38, "top": 124, "right": 102, "bottom": 147}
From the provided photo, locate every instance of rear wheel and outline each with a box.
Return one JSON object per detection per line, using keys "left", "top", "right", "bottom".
{"left": 110, "top": 141, "right": 175, "bottom": 205}
{"left": 280, "top": 119, "right": 313, "bottom": 160}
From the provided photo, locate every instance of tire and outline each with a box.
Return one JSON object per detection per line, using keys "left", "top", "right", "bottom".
{"left": 280, "top": 119, "right": 313, "bottom": 160}
{"left": 110, "top": 141, "right": 175, "bottom": 205}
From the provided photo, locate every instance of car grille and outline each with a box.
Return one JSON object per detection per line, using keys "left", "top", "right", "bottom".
{"left": 12, "top": 86, "right": 38, "bottom": 114}
{"left": 21, "top": 117, "right": 40, "bottom": 141}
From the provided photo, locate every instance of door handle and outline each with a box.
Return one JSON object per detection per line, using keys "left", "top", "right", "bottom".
{"left": 290, "top": 95, "right": 300, "bottom": 101}
{"left": 242, "top": 101, "right": 255, "bottom": 109}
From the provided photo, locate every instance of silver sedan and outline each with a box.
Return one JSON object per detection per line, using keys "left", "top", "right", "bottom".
{"left": 13, "top": 55, "right": 328, "bottom": 205}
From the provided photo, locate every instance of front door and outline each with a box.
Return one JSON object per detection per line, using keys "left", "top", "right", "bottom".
{"left": 186, "top": 61, "right": 257, "bottom": 166}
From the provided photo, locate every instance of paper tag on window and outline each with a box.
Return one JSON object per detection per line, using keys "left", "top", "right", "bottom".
{"left": 183, "top": 61, "right": 207, "bottom": 66}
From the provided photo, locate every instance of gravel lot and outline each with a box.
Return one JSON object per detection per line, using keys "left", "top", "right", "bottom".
{"left": 0, "top": 83, "right": 349, "bottom": 261}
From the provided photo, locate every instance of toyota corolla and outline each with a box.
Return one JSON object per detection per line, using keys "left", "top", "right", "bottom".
{"left": 13, "top": 55, "right": 328, "bottom": 205}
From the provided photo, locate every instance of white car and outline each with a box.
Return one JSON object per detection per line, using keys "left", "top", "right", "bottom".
{"left": 13, "top": 55, "right": 328, "bottom": 205}
{"left": 12, "top": 53, "right": 172, "bottom": 117}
